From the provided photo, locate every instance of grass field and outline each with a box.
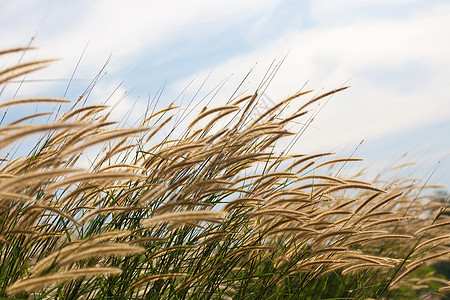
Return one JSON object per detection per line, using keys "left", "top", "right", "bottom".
{"left": 0, "top": 47, "right": 449, "bottom": 299}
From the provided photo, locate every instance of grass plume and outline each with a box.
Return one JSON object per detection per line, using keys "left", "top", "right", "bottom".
{"left": 0, "top": 47, "right": 448, "bottom": 299}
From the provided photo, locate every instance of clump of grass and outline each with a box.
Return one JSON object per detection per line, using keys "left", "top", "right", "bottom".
{"left": 0, "top": 47, "right": 448, "bottom": 299}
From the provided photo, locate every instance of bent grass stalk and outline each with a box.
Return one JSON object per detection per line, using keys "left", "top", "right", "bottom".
{"left": 0, "top": 48, "right": 447, "bottom": 299}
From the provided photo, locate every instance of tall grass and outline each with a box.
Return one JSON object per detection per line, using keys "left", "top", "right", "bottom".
{"left": 0, "top": 47, "right": 449, "bottom": 299}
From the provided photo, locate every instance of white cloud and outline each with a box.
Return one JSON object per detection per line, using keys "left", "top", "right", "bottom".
{"left": 1, "top": 0, "right": 448, "bottom": 185}
{"left": 170, "top": 1, "right": 450, "bottom": 155}
{"left": 0, "top": 0, "right": 280, "bottom": 91}
{"left": 310, "top": 0, "right": 432, "bottom": 25}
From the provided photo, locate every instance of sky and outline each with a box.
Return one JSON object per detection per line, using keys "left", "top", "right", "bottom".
{"left": 0, "top": 0, "right": 449, "bottom": 189}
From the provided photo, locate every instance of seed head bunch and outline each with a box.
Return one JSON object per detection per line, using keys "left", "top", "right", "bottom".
{"left": 0, "top": 47, "right": 448, "bottom": 299}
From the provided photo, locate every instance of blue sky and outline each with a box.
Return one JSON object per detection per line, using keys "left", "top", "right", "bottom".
{"left": 0, "top": 0, "right": 449, "bottom": 188}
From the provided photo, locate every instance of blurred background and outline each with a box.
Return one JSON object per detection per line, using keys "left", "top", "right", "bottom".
{"left": 0, "top": 0, "right": 449, "bottom": 189}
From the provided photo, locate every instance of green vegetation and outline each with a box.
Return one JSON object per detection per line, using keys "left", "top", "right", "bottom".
{"left": 0, "top": 47, "right": 448, "bottom": 299}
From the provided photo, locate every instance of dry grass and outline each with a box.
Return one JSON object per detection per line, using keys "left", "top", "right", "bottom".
{"left": 0, "top": 47, "right": 448, "bottom": 299}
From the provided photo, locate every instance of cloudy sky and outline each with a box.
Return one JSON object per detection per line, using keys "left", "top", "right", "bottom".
{"left": 1, "top": 0, "right": 449, "bottom": 188}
